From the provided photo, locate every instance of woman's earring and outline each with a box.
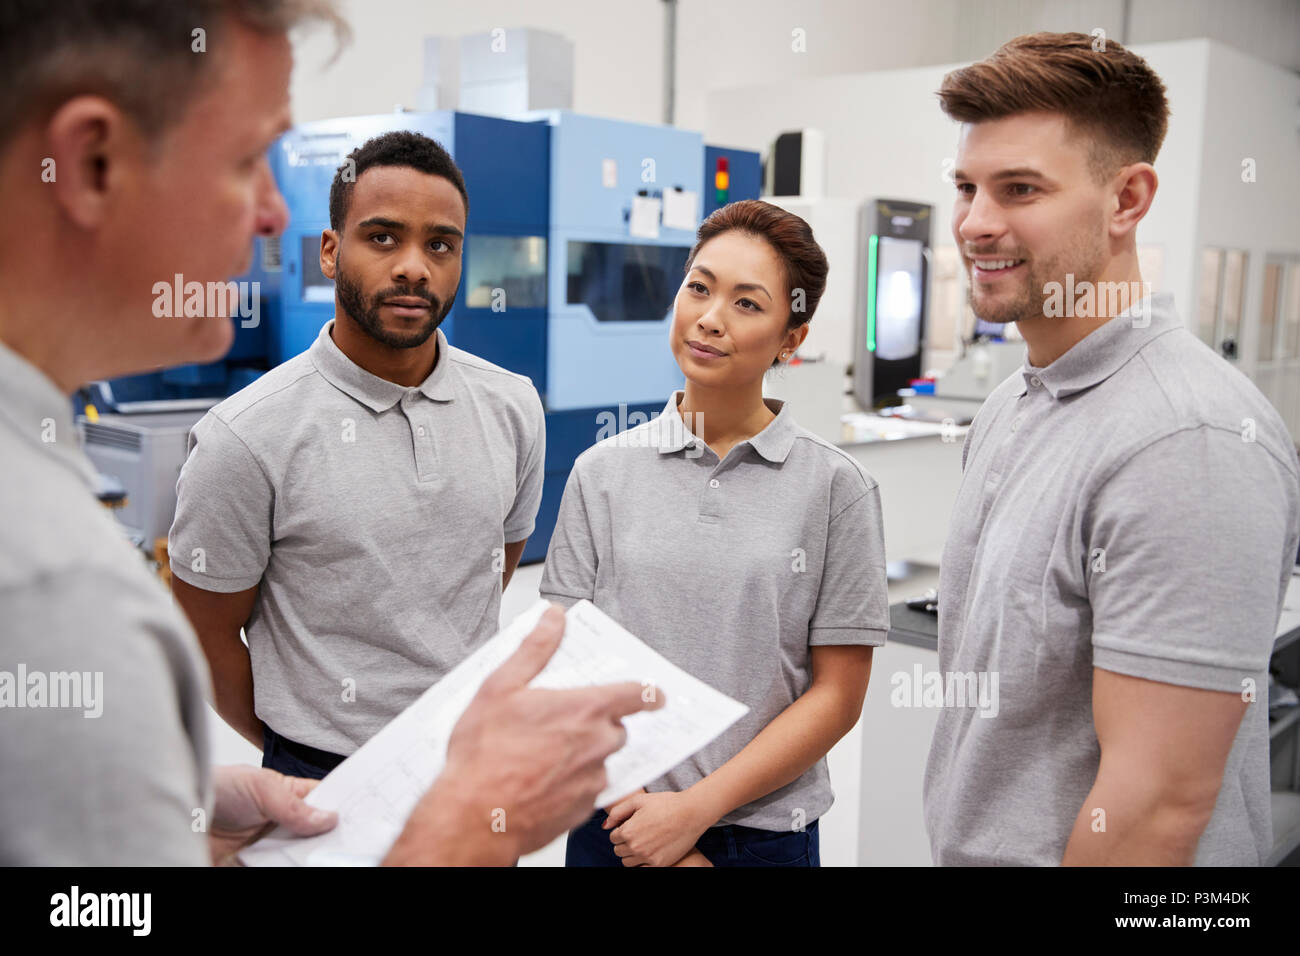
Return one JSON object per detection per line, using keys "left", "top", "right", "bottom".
{"left": 780, "top": 351, "right": 788, "bottom": 361}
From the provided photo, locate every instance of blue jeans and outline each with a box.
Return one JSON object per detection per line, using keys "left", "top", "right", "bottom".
{"left": 260, "top": 725, "right": 347, "bottom": 780}
{"left": 565, "top": 808, "right": 820, "bottom": 867}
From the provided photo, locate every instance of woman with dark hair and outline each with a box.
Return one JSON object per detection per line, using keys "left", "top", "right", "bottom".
{"left": 540, "top": 199, "right": 889, "bottom": 867}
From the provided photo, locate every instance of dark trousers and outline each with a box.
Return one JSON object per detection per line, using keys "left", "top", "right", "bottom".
{"left": 565, "top": 808, "right": 820, "bottom": 867}
{"left": 260, "top": 724, "right": 347, "bottom": 780}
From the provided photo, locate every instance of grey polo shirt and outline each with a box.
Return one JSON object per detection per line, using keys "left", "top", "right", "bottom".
{"left": 0, "top": 340, "right": 211, "bottom": 865}
{"left": 169, "top": 321, "right": 544, "bottom": 754}
{"left": 923, "top": 293, "right": 1300, "bottom": 866}
{"left": 540, "top": 391, "right": 889, "bottom": 832}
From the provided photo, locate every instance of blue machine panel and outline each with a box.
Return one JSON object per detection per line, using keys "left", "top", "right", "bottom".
{"left": 90, "top": 108, "right": 763, "bottom": 568}
{"left": 447, "top": 112, "right": 550, "bottom": 394}
{"left": 703, "top": 145, "right": 762, "bottom": 219}
{"left": 542, "top": 111, "right": 699, "bottom": 412}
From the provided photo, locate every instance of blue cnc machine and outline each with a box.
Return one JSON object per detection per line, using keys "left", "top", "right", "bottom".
{"left": 81, "top": 109, "right": 760, "bottom": 564}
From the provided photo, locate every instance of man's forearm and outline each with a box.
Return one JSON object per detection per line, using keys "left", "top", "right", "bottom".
{"left": 171, "top": 581, "right": 265, "bottom": 747}
{"left": 208, "top": 644, "right": 264, "bottom": 748}
{"left": 218, "top": 696, "right": 265, "bottom": 750}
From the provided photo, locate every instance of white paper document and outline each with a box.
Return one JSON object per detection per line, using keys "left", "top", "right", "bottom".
{"left": 628, "top": 195, "right": 661, "bottom": 238}
{"left": 239, "top": 600, "right": 748, "bottom": 866}
{"left": 661, "top": 188, "right": 699, "bottom": 232}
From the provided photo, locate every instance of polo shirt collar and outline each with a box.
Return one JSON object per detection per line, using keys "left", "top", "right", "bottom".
{"left": 1018, "top": 292, "right": 1180, "bottom": 399}
{"left": 654, "top": 390, "right": 798, "bottom": 463}
{"left": 0, "top": 338, "right": 98, "bottom": 491}
{"left": 310, "top": 320, "right": 456, "bottom": 412}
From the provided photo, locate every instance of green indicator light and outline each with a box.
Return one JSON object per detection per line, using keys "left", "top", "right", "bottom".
{"left": 716, "top": 189, "right": 727, "bottom": 204}
{"left": 866, "top": 234, "right": 879, "bottom": 352}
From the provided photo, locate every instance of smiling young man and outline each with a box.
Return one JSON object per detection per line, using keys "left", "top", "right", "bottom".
{"left": 169, "top": 131, "right": 547, "bottom": 778}
{"left": 923, "top": 33, "right": 1300, "bottom": 866}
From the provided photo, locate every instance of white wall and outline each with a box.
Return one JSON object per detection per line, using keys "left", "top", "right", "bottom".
{"left": 950, "top": 0, "right": 1300, "bottom": 72}
{"left": 286, "top": 0, "right": 972, "bottom": 129}
{"left": 288, "top": 0, "right": 1300, "bottom": 132}
{"left": 1129, "top": 40, "right": 1209, "bottom": 334}
{"left": 1195, "top": 42, "right": 1300, "bottom": 372}
{"left": 671, "top": 0, "right": 962, "bottom": 135}
{"left": 289, "top": 0, "right": 666, "bottom": 124}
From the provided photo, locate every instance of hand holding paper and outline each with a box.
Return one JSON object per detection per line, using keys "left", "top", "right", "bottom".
{"left": 239, "top": 600, "right": 748, "bottom": 866}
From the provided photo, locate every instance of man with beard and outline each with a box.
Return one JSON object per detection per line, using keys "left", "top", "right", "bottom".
{"left": 170, "top": 131, "right": 548, "bottom": 779}
{"left": 923, "top": 33, "right": 1300, "bottom": 865}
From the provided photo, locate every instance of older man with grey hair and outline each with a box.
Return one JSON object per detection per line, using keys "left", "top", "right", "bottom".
{"left": 0, "top": 0, "right": 657, "bottom": 866}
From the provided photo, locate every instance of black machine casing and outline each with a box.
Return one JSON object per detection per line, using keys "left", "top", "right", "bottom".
{"left": 853, "top": 199, "right": 932, "bottom": 408}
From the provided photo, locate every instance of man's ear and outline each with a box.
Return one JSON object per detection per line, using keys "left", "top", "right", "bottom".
{"left": 320, "top": 230, "right": 339, "bottom": 279}
{"left": 1110, "top": 162, "right": 1158, "bottom": 240}
{"left": 44, "top": 95, "right": 136, "bottom": 230}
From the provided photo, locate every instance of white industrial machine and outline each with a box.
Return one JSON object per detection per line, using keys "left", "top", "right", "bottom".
{"left": 78, "top": 404, "right": 214, "bottom": 557}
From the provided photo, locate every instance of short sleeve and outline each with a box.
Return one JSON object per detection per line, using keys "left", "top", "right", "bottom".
{"left": 0, "top": 567, "right": 211, "bottom": 865}
{"left": 538, "top": 464, "right": 597, "bottom": 609}
{"left": 1088, "top": 426, "right": 1300, "bottom": 692}
{"left": 808, "top": 483, "right": 890, "bottom": 646}
{"left": 504, "top": 387, "right": 546, "bottom": 542}
{"left": 168, "top": 412, "right": 273, "bottom": 593}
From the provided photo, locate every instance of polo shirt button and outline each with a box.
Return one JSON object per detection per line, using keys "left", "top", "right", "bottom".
{"left": 1030, "top": 375, "right": 1042, "bottom": 387}
{"left": 1011, "top": 417, "right": 1022, "bottom": 432}
{"left": 417, "top": 426, "right": 426, "bottom": 437}
{"left": 709, "top": 478, "right": 720, "bottom": 489}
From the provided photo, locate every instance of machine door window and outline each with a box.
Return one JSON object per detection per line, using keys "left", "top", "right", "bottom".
{"left": 566, "top": 241, "right": 689, "bottom": 322}
{"left": 300, "top": 236, "right": 334, "bottom": 303}
{"left": 465, "top": 235, "right": 548, "bottom": 309}
{"left": 874, "top": 236, "right": 924, "bottom": 361}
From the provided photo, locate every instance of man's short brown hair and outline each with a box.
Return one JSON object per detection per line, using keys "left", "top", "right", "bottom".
{"left": 0, "top": 0, "right": 347, "bottom": 151}
{"left": 938, "top": 31, "right": 1170, "bottom": 181}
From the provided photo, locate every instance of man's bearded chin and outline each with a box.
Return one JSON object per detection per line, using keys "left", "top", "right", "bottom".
{"left": 969, "top": 241, "right": 1107, "bottom": 327}
{"left": 967, "top": 270, "right": 1038, "bottom": 326}
{"left": 334, "top": 261, "right": 455, "bottom": 350}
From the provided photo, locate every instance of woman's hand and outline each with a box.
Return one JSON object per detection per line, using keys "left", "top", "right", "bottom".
{"left": 603, "top": 790, "right": 713, "bottom": 867}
